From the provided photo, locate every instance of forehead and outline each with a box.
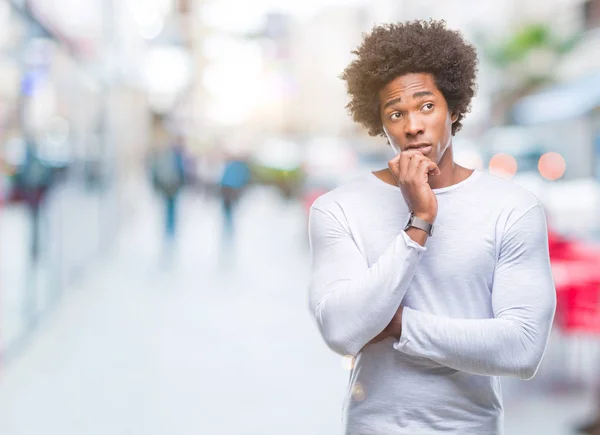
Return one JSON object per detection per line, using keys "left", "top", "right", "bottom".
{"left": 379, "top": 73, "right": 441, "bottom": 105}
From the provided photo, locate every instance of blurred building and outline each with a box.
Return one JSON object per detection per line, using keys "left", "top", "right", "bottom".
{"left": 0, "top": 0, "right": 197, "bottom": 360}
{"left": 509, "top": 0, "right": 600, "bottom": 180}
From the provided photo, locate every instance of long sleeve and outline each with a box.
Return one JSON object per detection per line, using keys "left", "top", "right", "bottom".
{"left": 308, "top": 205, "right": 425, "bottom": 357}
{"left": 394, "top": 204, "right": 556, "bottom": 380}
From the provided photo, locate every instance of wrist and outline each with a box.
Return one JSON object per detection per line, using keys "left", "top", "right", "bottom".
{"left": 413, "top": 211, "right": 436, "bottom": 224}
{"left": 405, "top": 211, "right": 435, "bottom": 241}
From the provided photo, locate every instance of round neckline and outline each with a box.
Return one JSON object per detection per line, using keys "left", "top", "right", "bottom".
{"left": 368, "top": 168, "right": 481, "bottom": 194}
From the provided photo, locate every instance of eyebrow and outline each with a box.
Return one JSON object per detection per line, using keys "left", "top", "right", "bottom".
{"left": 382, "top": 91, "right": 435, "bottom": 110}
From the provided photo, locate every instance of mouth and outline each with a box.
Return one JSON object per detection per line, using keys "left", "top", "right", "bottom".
{"left": 406, "top": 143, "right": 432, "bottom": 156}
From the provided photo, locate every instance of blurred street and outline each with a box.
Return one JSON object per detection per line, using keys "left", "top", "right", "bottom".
{"left": 0, "top": 183, "right": 348, "bottom": 434}
{"left": 0, "top": 0, "right": 600, "bottom": 433}
{"left": 1, "top": 183, "right": 109, "bottom": 354}
{"left": 0, "top": 182, "right": 597, "bottom": 435}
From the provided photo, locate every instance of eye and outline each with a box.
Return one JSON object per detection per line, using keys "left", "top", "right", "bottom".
{"left": 422, "top": 103, "right": 434, "bottom": 112}
{"left": 390, "top": 112, "right": 402, "bottom": 120}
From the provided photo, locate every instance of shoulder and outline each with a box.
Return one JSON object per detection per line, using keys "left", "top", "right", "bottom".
{"left": 475, "top": 171, "right": 546, "bottom": 234}
{"left": 477, "top": 170, "right": 541, "bottom": 210}
{"left": 311, "top": 173, "right": 381, "bottom": 212}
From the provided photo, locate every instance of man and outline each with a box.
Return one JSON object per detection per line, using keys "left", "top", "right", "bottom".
{"left": 308, "top": 20, "right": 556, "bottom": 434}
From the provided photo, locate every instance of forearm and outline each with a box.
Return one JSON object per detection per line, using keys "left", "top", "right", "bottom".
{"left": 311, "top": 231, "right": 424, "bottom": 356}
{"left": 393, "top": 204, "right": 557, "bottom": 379}
{"left": 395, "top": 301, "right": 556, "bottom": 379}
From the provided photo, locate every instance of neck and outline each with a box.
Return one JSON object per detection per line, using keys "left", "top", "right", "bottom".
{"left": 427, "top": 144, "right": 461, "bottom": 190}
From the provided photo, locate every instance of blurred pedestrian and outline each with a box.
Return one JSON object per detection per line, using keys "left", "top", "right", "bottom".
{"left": 11, "top": 139, "right": 54, "bottom": 326}
{"left": 308, "top": 20, "right": 556, "bottom": 434}
{"left": 150, "top": 136, "right": 187, "bottom": 245}
{"left": 13, "top": 140, "right": 53, "bottom": 262}
{"left": 219, "top": 157, "right": 251, "bottom": 237}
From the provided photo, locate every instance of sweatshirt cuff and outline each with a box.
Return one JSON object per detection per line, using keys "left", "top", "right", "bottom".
{"left": 399, "top": 230, "right": 427, "bottom": 253}
{"left": 393, "top": 306, "right": 417, "bottom": 354}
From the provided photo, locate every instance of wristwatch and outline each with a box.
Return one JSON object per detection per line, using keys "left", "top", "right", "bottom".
{"left": 404, "top": 211, "right": 434, "bottom": 236}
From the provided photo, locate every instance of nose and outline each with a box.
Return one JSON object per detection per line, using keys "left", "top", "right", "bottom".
{"left": 404, "top": 113, "right": 424, "bottom": 138}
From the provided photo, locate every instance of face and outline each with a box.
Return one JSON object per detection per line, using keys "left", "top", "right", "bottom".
{"left": 379, "top": 73, "right": 457, "bottom": 164}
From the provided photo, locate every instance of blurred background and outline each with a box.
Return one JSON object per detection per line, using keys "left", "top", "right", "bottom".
{"left": 0, "top": 0, "right": 599, "bottom": 434}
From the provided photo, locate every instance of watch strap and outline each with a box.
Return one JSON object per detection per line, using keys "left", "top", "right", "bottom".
{"left": 405, "top": 212, "right": 434, "bottom": 236}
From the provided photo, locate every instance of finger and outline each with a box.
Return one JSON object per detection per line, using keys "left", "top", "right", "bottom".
{"left": 399, "top": 151, "right": 421, "bottom": 182}
{"left": 406, "top": 153, "right": 440, "bottom": 178}
{"left": 426, "top": 160, "right": 441, "bottom": 176}
{"left": 405, "top": 153, "right": 425, "bottom": 181}
{"left": 417, "top": 159, "right": 435, "bottom": 182}
{"left": 390, "top": 150, "right": 425, "bottom": 182}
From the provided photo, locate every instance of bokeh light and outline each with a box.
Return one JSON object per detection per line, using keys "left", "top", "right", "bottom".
{"left": 455, "top": 149, "right": 485, "bottom": 170}
{"left": 351, "top": 383, "right": 366, "bottom": 402}
{"left": 488, "top": 153, "right": 518, "bottom": 179}
{"left": 341, "top": 355, "right": 355, "bottom": 371}
{"left": 538, "top": 152, "right": 566, "bottom": 181}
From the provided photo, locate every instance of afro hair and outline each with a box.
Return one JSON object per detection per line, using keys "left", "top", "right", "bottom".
{"left": 341, "top": 20, "right": 478, "bottom": 136}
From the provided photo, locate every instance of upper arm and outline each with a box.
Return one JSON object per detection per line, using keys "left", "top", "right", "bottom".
{"left": 308, "top": 205, "right": 369, "bottom": 312}
{"left": 492, "top": 204, "right": 556, "bottom": 324}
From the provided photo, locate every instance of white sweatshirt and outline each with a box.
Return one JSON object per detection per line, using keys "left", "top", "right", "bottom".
{"left": 308, "top": 169, "right": 556, "bottom": 434}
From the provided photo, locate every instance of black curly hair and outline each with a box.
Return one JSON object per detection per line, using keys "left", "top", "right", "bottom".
{"left": 341, "top": 20, "right": 478, "bottom": 137}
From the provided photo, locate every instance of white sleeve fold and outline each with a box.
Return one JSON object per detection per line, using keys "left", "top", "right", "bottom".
{"left": 394, "top": 204, "right": 556, "bottom": 380}
{"left": 308, "top": 205, "right": 425, "bottom": 356}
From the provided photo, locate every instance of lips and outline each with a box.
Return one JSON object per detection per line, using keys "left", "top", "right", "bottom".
{"left": 406, "top": 144, "right": 432, "bottom": 156}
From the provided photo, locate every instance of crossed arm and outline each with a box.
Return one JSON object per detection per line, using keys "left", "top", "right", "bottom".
{"left": 308, "top": 204, "right": 556, "bottom": 380}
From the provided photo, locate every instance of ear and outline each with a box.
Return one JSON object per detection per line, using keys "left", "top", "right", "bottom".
{"left": 451, "top": 113, "right": 459, "bottom": 123}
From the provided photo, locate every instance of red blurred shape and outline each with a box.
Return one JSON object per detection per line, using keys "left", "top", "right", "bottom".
{"left": 303, "top": 188, "right": 328, "bottom": 215}
{"left": 549, "top": 229, "right": 600, "bottom": 333}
